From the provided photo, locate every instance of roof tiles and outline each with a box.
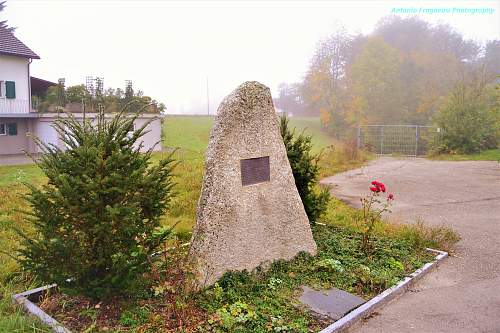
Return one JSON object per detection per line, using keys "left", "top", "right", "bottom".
{"left": 0, "top": 25, "right": 39, "bottom": 59}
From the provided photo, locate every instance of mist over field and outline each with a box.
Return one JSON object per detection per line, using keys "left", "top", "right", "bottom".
{"left": 3, "top": 0, "right": 499, "bottom": 116}
{"left": 274, "top": 16, "right": 499, "bottom": 135}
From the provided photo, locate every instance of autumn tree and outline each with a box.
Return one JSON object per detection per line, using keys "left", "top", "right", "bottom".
{"left": 302, "top": 27, "right": 354, "bottom": 137}
{"left": 482, "top": 40, "right": 500, "bottom": 81}
{"left": 299, "top": 16, "right": 498, "bottom": 136}
{"left": 346, "top": 36, "right": 404, "bottom": 125}
{"left": 374, "top": 17, "right": 468, "bottom": 124}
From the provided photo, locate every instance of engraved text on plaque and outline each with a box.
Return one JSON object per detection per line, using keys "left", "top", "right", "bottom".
{"left": 240, "top": 156, "right": 270, "bottom": 186}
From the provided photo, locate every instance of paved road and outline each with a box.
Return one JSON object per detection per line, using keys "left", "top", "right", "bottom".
{"left": 321, "top": 157, "right": 500, "bottom": 333}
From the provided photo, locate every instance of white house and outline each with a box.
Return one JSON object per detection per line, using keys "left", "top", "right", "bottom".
{"left": 0, "top": 26, "right": 163, "bottom": 165}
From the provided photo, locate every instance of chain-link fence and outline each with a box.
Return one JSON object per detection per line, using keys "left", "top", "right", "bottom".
{"left": 357, "top": 125, "right": 433, "bottom": 156}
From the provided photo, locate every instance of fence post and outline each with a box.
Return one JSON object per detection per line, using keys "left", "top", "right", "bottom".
{"left": 415, "top": 126, "right": 419, "bottom": 156}
{"left": 380, "top": 126, "right": 384, "bottom": 154}
{"left": 357, "top": 126, "right": 361, "bottom": 150}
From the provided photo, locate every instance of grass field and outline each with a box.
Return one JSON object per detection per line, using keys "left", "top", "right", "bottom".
{"left": 0, "top": 115, "right": 457, "bottom": 332}
{"left": 163, "top": 116, "right": 215, "bottom": 152}
{"left": 163, "top": 115, "right": 338, "bottom": 152}
{"left": 429, "top": 149, "right": 500, "bottom": 161}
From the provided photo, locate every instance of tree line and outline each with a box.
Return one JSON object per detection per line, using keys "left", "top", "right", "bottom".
{"left": 274, "top": 16, "right": 499, "bottom": 152}
{"left": 34, "top": 79, "right": 166, "bottom": 114}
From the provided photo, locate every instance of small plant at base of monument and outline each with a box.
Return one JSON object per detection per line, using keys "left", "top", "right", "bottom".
{"left": 360, "top": 181, "right": 395, "bottom": 253}
{"left": 280, "top": 116, "right": 330, "bottom": 225}
{"left": 15, "top": 108, "right": 177, "bottom": 299}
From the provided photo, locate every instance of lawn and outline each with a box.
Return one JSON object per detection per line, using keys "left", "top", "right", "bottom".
{"left": 163, "top": 115, "right": 215, "bottom": 152}
{"left": 429, "top": 148, "right": 500, "bottom": 161}
{"left": 163, "top": 116, "right": 338, "bottom": 153}
{"left": 0, "top": 115, "right": 455, "bottom": 332}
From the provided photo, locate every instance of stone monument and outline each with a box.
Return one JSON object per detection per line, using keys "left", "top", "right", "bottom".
{"left": 189, "top": 81, "right": 317, "bottom": 287}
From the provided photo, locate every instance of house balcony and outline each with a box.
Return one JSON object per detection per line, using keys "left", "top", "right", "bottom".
{"left": 0, "top": 99, "right": 31, "bottom": 114}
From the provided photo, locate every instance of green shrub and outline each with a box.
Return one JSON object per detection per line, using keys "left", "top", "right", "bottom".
{"left": 280, "top": 116, "right": 330, "bottom": 224}
{"left": 431, "top": 81, "right": 499, "bottom": 154}
{"left": 16, "top": 110, "right": 176, "bottom": 299}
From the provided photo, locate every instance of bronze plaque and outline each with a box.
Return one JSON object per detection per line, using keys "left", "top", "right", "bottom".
{"left": 241, "top": 156, "right": 270, "bottom": 186}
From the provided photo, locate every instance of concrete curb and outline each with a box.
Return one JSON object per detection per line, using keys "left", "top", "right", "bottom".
{"left": 12, "top": 283, "right": 71, "bottom": 333}
{"left": 319, "top": 248, "right": 448, "bottom": 333}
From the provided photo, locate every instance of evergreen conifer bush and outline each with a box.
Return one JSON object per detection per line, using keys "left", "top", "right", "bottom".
{"left": 16, "top": 110, "right": 176, "bottom": 299}
{"left": 280, "top": 116, "right": 330, "bottom": 224}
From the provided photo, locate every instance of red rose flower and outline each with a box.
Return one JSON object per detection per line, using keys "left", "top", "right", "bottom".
{"left": 370, "top": 180, "right": 386, "bottom": 193}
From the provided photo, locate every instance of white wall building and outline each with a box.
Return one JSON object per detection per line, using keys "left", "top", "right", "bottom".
{"left": 0, "top": 25, "right": 163, "bottom": 165}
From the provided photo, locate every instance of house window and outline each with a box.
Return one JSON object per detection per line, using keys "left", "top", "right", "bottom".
{"left": 7, "top": 123, "right": 17, "bottom": 136}
{"left": 0, "top": 81, "right": 4, "bottom": 98}
{"left": 5, "top": 81, "right": 15, "bottom": 99}
{"left": 0, "top": 123, "right": 18, "bottom": 136}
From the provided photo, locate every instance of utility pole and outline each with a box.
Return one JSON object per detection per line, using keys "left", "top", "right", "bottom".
{"left": 206, "top": 76, "right": 210, "bottom": 115}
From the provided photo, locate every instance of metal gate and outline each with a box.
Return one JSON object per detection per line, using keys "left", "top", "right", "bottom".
{"left": 357, "top": 125, "right": 432, "bottom": 156}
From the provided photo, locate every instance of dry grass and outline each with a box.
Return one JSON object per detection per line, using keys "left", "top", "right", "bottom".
{"left": 320, "top": 198, "right": 461, "bottom": 253}
{"left": 392, "top": 220, "right": 461, "bottom": 254}
{"left": 428, "top": 148, "right": 500, "bottom": 161}
{"left": 318, "top": 143, "right": 373, "bottom": 178}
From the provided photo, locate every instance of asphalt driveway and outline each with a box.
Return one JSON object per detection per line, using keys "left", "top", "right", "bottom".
{"left": 321, "top": 157, "right": 500, "bottom": 333}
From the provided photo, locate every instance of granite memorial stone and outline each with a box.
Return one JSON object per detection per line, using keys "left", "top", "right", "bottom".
{"left": 189, "top": 81, "right": 317, "bottom": 287}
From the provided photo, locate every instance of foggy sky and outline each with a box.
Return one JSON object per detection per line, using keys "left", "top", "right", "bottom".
{"left": 4, "top": 0, "right": 499, "bottom": 114}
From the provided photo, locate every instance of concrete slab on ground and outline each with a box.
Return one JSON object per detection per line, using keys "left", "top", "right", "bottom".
{"left": 300, "top": 286, "right": 365, "bottom": 321}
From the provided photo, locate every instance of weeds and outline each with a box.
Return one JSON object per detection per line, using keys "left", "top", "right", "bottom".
{"left": 318, "top": 144, "right": 373, "bottom": 178}
{"left": 396, "top": 220, "right": 461, "bottom": 253}
{"left": 428, "top": 148, "right": 500, "bottom": 161}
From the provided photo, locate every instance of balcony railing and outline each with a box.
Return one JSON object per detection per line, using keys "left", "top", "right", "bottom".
{"left": 0, "top": 99, "right": 30, "bottom": 114}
